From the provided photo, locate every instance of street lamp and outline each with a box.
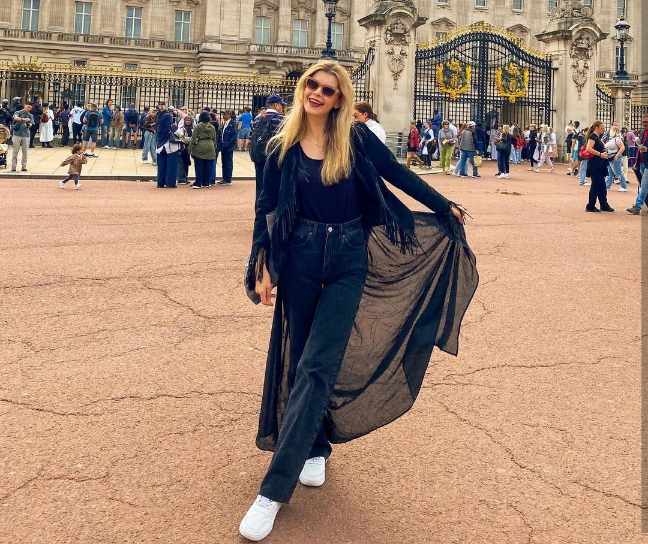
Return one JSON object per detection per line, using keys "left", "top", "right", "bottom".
{"left": 321, "top": 0, "right": 338, "bottom": 59}
{"left": 614, "top": 17, "right": 631, "bottom": 81}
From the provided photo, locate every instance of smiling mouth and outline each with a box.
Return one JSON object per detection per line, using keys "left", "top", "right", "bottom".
{"left": 308, "top": 97, "right": 323, "bottom": 107}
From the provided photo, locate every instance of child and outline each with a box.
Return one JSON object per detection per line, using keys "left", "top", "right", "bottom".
{"left": 59, "top": 143, "right": 87, "bottom": 190}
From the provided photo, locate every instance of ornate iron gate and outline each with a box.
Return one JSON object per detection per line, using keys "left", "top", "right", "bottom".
{"left": 414, "top": 22, "right": 553, "bottom": 129}
{"left": 595, "top": 84, "right": 616, "bottom": 128}
{"left": 631, "top": 103, "right": 648, "bottom": 131}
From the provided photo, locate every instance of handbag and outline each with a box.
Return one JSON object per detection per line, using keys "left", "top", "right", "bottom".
{"left": 473, "top": 155, "right": 482, "bottom": 167}
{"left": 579, "top": 146, "right": 593, "bottom": 160}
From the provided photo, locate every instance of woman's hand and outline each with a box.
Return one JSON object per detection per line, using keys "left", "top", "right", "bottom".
{"left": 255, "top": 263, "right": 275, "bottom": 306}
{"left": 600, "top": 151, "right": 609, "bottom": 160}
{"left": 450, "top": 205, "right": 465, "bottom": 225}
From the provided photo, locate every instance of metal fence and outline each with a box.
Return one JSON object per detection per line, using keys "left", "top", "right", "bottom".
{"left": 631, "top": 103, "right": 648, "bottom": 131}
{"left": 595, "top": 84, "right": 616, "bottom": 128}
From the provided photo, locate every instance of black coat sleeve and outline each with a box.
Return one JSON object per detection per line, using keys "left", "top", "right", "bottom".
{"left": 357, "top": 124, "right": 452, "bottom": 215}
{"left": 251, "top": 149, "right": 281, "bottom": 253}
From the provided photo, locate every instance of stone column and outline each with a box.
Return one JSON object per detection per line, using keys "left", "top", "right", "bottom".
{"left": 0, "top": 0, "right": 11, "bottom": 28}
{"left": 239, "top": 0, "right": 255, "bottom": 43}
{"left": 314, "top": 1, "right": 326, "bottom": 49}
{"left": 349, "top": 0, "right": 366, "bottom": 50}
{"left": 220, "top": 0, "right": 241, "bottom": 42}
{"left": 46, "top": 0, "right": 67, "bottom": 31}
{"left": 149, "top": 0, "right": 168, "bottom": 39}
{"left": 358, "top": 1, "right": 426, "bottom": 135}
{"left": 204, "top": 0, "right": 223, "bottom": 42}
{"left": 607, "top": 81, "right": 638, "bottom": 128}
{"left": 276, "top": 0, "right": 292, "bottom": 45}
{"left": 536, "top": 0, "right": 606, "bottom": 142}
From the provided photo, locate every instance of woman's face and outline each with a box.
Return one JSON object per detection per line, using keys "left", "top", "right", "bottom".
{"left": 353, "top": 109, "right": 369, "bottom": 124}
{"left": 595, "top": 125, "right": 604, "bottom": 135}
{"left": 303, "top": 70, "right": 341, "bottom": 118}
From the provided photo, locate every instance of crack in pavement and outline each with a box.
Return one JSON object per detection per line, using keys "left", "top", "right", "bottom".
{"left": 80, "top": 389, "right": 262, "bottom": 408}
{"left": 508, "top": 502, "right": 535, "bottom": 544}
{"left": 569, "top": 479, "right": 646, "bottom": 509}
{"left": 0, "top": 470, "right": 109, "bottom": 504}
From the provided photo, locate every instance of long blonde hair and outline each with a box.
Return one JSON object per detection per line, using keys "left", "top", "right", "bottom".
{"left": 269, "top": 60, "right": 355, "bottom": 186}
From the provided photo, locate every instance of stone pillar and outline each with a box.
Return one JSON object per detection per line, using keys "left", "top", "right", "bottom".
{"left": 149, "top": 0, "right": 168, "bottom": 39}
{"left": 239, "top": 0, "right": 255, "bottom": 43}
{"left": 276, "top": 0, "right": 292, "bottom": 45}
{"left": 204, "top": 0, "right": 223, "bottom": 42}
{"left": 536, "top": 0, "right": 606, "bottom": 141}
{"left": 349, "top": 0, "right": 366, "bottom": 50}
{"left": 358, "top": 1, "right": 426, "bottom": 135}
{"left": 220, "top": 0, "right": 241, "bottom": 42}
{"left": 314, "top": 1, "right": 327, "bottom": 49}
{"left": 607, "top": 81, "right": 638, "bottom": 128}
{"left": 46, "top": 0, "right": 67, "bottom": 31}
{"left": 0, "top": 0, "right": 11, "bottom": 28}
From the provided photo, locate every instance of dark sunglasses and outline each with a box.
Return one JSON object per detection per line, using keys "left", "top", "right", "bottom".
{"left": 305, "top": 78, "right": 338, "bottom": 97}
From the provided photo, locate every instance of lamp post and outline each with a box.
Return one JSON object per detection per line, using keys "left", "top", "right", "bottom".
{"left": 613, "top": 17, "right": 630, "bottom": 81}
{"left": 321, "top": 0, "right": 338, "bottom": 59}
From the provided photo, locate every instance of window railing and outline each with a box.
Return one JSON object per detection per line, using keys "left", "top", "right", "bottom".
{"left": 249, "top": 43, "right": 357, "bottom": 61}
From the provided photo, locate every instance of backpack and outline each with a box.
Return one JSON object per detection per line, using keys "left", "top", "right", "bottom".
{"left": 249, "top": 112, "right": 282, "bottom": 163}
{"left": 85, "top": 111, "right": 99, "bottom": 129}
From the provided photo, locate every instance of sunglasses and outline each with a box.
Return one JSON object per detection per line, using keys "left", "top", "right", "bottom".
{"left": 305, "top": 78, "right": 338, "bottom": 97}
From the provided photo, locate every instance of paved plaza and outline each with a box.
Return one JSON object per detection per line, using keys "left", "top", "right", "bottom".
{"left": 0, "top": 163, "right": 643, "bottom": 543}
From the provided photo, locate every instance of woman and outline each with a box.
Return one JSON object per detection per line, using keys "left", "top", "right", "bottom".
{"left": 419, "top": 121, "right": 435, "bottom": 168}
{"left": 39, "top": 103, "right": 54, "bottom": 148}
{"left": 111, "top": 106, "right": 124, "bottom": 149}
{"left": 511, "top": 126, "right": 524, "bottom": 165}
{"left": 577, "top": 126, "right": 590, "bottom": 186}
{"left": 101, "top": 100, "right": 114, "bottom": 148}
{"left": 406, "top": 120, "right": 420, "bottom": 168}
{"left": 457, "top": 121, "right": 479, "bottom": 178}
{"left": 189, "top": 111, "right": 216, "bottom": 189}
{"left": 438, "top": 120, "right": 456, "bottom": 174}
{"left": 533, "top": 125, "right": 554, "bottom": 172}
{"left": 155, "top": 102, "right": 180, "bottom": 189}
{"left": 526, "top": 124, "right": 538, "bottom": 171}
{"left": 585, "top": 120, "right": 613, "bottom": 213}
{"left": 495, "top": 124, "right": 513, "bottom": 179}
{"left": 56, "top": 103, "right": 71, "bottom": 146}
{"left": 352, "top": 102, "right": 386, "bottom": 143}
{"left": 176, "top": 115, "right": 194, "bottom": 184}
{"left": 240, "top": 60, "right": 477, "bottom": 541}
{"left": 604, "top": 125, "right": 628, "bottom": 191}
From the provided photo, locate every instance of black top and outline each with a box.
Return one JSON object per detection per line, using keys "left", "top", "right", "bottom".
{"left": 297, "top": 145, "right": 361, "bottom": 224}
{"left": 588, "top": 133, "right": 607, "bottom": 176}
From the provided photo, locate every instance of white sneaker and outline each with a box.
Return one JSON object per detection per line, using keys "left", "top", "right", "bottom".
{"left": 618, "top": 187, "right": 628, "bottom": 192}
{"left": 495, "top": 173, "right": 502, "bottom": 178}
{"left": 74, "top": 182, "right": 81, "bottom": 190}
{"left": 58, "top": 181, "right": 65, "bottom": 189}
{"left": 299, "top": 456, "right": 326, "bottom": 487}
{"left": 239, "top": 495, "right": 282, "bottom": 542}
{"left": 502, "top": 173, "right": 510, "bottom": 179}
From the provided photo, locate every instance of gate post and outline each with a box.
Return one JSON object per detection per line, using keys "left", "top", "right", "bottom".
{"left": 358, "top": 1, "right": 426, "bottom": 135}
{"left": 607, "top": 81, "right": 638, "bottom": 129}
{"left": 536, "top": 0, "right": 606, "bottom": 148}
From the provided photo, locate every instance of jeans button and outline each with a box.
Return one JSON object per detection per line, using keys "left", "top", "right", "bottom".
{"left": 327, "top": 226, "right": 333, "bottom": 233}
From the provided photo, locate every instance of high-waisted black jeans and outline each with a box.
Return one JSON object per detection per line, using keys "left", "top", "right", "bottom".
{"left": 259, "top": 216, "right": 368, "bottom": 503}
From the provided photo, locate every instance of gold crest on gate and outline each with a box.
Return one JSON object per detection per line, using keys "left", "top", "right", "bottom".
{"left": 495, "top": 62, "right": 529, "bottom": 103}
{"left": 435, "top": 59, "right": 471, "bottom": 101}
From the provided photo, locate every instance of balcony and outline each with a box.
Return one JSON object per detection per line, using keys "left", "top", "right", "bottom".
{"left": 596, "top": 69, "right": 639, "bottom": 82}
{"left": 0, "top": 28, "right": 199, "bottom": 51}
{"left": 249, "top": 43, "right": 360, "bottom": 63}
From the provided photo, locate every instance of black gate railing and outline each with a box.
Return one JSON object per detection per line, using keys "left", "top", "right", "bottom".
{"left": 350, "top": 46, "right": 374, "bottom": 105}
{"left": 414, "top": 22, "right": 552, "bottom": 129}
{"left": 595, "top": 84, "right": 616, "bottom": 128}
{"left": 631, "top": 103, "right": 648, "bottom": 131}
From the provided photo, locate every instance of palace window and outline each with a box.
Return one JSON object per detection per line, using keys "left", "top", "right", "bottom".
{"left": 474, "top": 0, "right": 487, "bottom": 8}
{"left": 332, "top": 22, "right": 344, "bottom": 50}
{"left": 73, "top": 59, "right": 87, "bottom": 67}
{"left": 616, "top": 0, "right": 625, "bottom": 18}
{"left": 255, "top": 16, "right": 271, "bottom": 45}
{"left": 435, "top": 31, "right": 448, "bottom": 40}
{"left": 512, "top": 0, "right": 523, "bottom": 11}
{"left": 125, "top": 6, "right": 142, "bottom": 39}
{"left": 121, "top": 86, "right": 137, "bottom": 108}
{"left": 174, "top": 10, "right": 191, "bottom": 43}
{"left": 21, "top": 0, "right": 39, "bottom": 32}
{"left": 292, "top": 19, "right": 309, "bottom": 48}
{"left": 75, "top": 2, "right": 92, "bottom": 34}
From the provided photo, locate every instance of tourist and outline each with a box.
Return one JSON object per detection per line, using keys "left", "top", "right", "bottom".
{"left": 431, "top": 108, "right": 442, "bottom": 134}
{"left": 488, "top": 125, "right": 501, "bottom": 162}
{"left": 10, "top": 103, "right": 33, "bottom": 172}
{"left": 495, "top": 124, "right": 513, "bottom": 179}
{"left": 58, "top": 143, "right": 86, "bottom": 190}
{"left": 176, "top": 115, "right": 194, "bottom": 184}
{"left": 626, "top": 114, "right": 648, "bottom": 215}
{"left": 584, "top": 121, "right": 613, "bottom": 213}
{"left": 29, "top": 96, "right": 43, "bottom": 148}
{"left": 533, "top": 124, "right": 555, "bottom": 172}
{"left": 457, "top": 121, "right": 480, "bottom": 178}
{"left": 138, "top": 106, "right": 150, "bottom": 149}
{"left": 577, "top": 126, "right": 590, "bottom": 186}
{"left": 141, "top": 109, "right": 157, "bottom": 164}
{"left": 124, "top": 103, "right": 139, "bottom": 148}
{"left": 406, "top": 120, "right": 420, "bottom": 168}
{"left": 39, "top": 103, "right": 54, "bottom": 148}
{"left": 240, "top": 59, "right": 473, "bottom": 543}
{"left": 218, "top": 110, "right": 237, "bottom": 185}
{"left": 564, "top": 121, "right": 575, "bottom": 162}
{"left": 526, "top": 124, "right": 538, "bottom": 171}
{"left": 56, "top": 103, "right": 71, "bottom": 146}
{"left": 155, "top": 102, "right": 179, "bottom": 188}
{"left": 250, "top": 95, "right": 286, "bottom": 203}
{"left": 101, "top": 99, "right": 114, "bottom": 148}
{"left": 0, "top": 99, "right": 12, "bottom": 128}
{"left": 81, "top": 103, "right": 101, "bottom": 158}
{"left": 419, "top": 121, "right": 435, "bottom": 168}
{"left": 604, "top": 125, "right": 628, "bottom": 191}
{"left": 626, "top": 128, "right": 638, "bottom": 169}
{"left": 209, "top": 109, "right": 222, "bottom": 187}
{"left": 438, "top": 120, "right": 456, "bottom": 175}
{"left": 352, "top": 102, "right": 386, "bottom": 143}
{"left": 237, "top": 107, "right": 253, "bottom": 152}
{"left": 111, "top": 106, "right": 124, "bottom": 148}
{"left": 70, "top": 102, "right": 85, "bottom": 144}
{"left": 620, "top": 127, "right": 630, "bottom": 178}
{"left": 189, "top": 111, "right": 217, "bottom": 189}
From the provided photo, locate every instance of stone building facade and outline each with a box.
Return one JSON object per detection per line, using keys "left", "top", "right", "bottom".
{"left": 0, "top": 0, "right": 642, "bottom": 84}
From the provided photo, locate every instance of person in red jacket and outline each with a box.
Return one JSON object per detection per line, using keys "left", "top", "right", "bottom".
{"left": 406, "top": 120, "right": 420, "bottom": 168}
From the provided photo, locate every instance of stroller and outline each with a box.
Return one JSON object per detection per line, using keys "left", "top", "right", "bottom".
{"left": 0, "top": 125, "right": 9, "bottom": 168}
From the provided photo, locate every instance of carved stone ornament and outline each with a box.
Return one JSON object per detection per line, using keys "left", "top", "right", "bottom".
{"left": 569, "top": 33, "right": 594, "bottom": 97}
{"left": 550, "top": 0, "right": 593, "bottom": 21}
{"left": 386, "top": 46, "right": 407, "bottom": 90}
{"left": 385, "top": 18, "right": 410, "bottom": 46}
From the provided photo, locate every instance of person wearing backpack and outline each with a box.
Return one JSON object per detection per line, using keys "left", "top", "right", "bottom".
{"left": 81, "top": 103, "right": 102, "bottom": 158}
{"left": 249, "top": 95, "right": 286, "bottom": 202}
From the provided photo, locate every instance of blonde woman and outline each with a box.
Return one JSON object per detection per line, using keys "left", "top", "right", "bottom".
{"left": 241, "top": 60, "right": 478, "bottom": 541}
{"left": 534, "top": 124, "right": 555, "bottom": 172}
